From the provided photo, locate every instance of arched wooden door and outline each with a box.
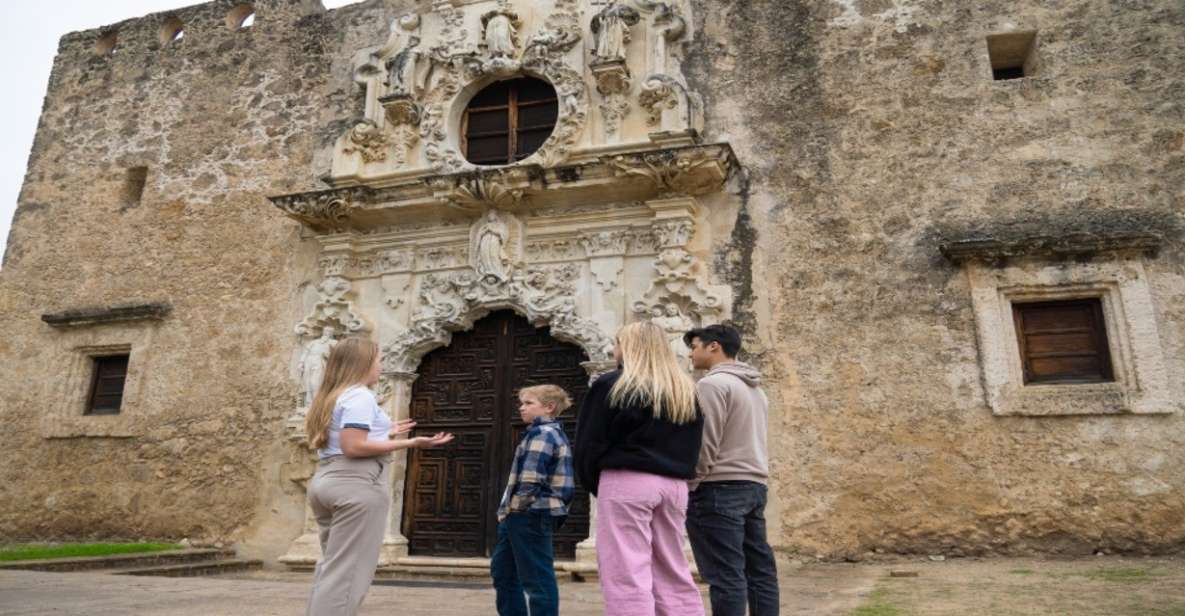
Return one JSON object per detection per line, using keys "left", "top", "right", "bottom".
{"left": 402, "top": 310, "right": 592, "bottom": 558}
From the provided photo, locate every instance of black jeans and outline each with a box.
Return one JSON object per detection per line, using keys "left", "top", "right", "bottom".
{"left": 686, "top": 481, "right": 779, "bottom": 616}
{"left": 490, "top": 511, "right": 559, "bottom": 616}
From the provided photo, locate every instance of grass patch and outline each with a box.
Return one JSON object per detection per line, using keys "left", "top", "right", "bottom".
{"left": 849, "top": 603, "right": 905, "bottom": 616}
{"left": 1009, "top": 569, "right": 1035, "bottom": 575}
{"left": 1084, "top": 567, "right": 1165, "bottom": 583}
{"left": 849, "top": 588, "right": 907, "bottom": 616}
{"left": 0, "top": 543, "right": 183, "bottom": 562}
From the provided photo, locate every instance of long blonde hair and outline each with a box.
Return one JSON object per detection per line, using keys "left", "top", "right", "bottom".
{"left": 305, "top": 337, "right": 380, "bottom": 449}
{"left": 608, "top": 321, "right": 697, "bottom": 424}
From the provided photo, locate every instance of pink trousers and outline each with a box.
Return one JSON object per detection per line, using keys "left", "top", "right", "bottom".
{"left": 596, "top": 469, "right": 705, "bottom": 616}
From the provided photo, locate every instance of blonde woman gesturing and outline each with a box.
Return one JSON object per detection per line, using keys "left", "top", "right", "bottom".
{"left": 574, "top": 321, "right": 706, "bottom": 616}
{"left": 304, "top": 337, "right": 454, "bottom": 616}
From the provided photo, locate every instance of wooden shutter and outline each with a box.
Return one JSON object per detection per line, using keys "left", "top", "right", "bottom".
{"left": 87, "top": 355, "right": 129, "bottom": 415}
{"left": 1012, "top": 299, "right": 1113, "bottom": 384}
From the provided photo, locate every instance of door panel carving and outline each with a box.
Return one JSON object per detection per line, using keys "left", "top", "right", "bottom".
{"left": 403, "top": 311, "right": 591, "bottom": 558}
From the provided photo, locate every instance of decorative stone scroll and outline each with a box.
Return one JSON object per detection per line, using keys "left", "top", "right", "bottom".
{"left": 382, "top": 264, "right": 613, "bottom": 372}
{"left": 270, "top": 187, "right": 371, "bottom": 233}
{"left": 606, "top": 145, "right": 734, "bottom": 197}
{"left": 295, "top": 276, "right": 370, "bottom": 338}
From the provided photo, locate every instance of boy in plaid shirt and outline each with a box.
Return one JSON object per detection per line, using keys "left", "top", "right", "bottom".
{"left": 491, "top": 384, "right": 575, "bottom": 616}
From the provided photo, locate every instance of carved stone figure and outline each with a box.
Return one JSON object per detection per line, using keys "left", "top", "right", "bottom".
{"left": 482, "top": 7, "right": 519, "bottom": 58}
{"left": 377, "top": 14, "right": 428, "bottom": 98}
{"left": 299, "top": 326, "right": 337, "bottom": 407}
{"left": 474, "top": 210, "right": 511, "bottom": 281}
{"left": 591, "top": 3, "right": 641, "bottom": 62}
{"left": 651, "top": 303, "right": 693, "bottom": 366}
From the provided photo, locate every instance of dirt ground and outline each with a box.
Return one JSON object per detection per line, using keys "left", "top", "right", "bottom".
{"left": 839, "top": 556, "right": 1185, "bottom": 616}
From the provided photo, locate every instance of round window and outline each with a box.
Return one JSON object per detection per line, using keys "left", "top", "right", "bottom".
{"left": 462, "top": 77, "right": 558, "bottom": 166}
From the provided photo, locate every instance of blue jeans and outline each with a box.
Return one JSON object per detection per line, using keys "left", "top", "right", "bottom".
{"left": 490, "top": 511, "right": 559, "bottom": 616}
{"left": 686, "top": 481, "right": 779, "bottom": 616}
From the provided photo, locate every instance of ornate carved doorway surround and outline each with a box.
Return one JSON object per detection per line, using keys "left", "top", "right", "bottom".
{"left": 271, "top": 0, "right": 740, "bottom": 570}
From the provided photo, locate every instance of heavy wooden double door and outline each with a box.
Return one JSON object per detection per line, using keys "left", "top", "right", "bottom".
{"left": 402, "top": 311, "right": 591, "bottom": 558}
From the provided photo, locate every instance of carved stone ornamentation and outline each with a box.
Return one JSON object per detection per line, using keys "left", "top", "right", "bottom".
{"left": 632, "top": 246, "right": 729, "bottom": 327}
{"left": 606, "top": 146, "right": 732, "bottom": 196}
{"left": 590, "top": 3, "right": 640, "bottom": 63}
{"left": 580, "top": 230, "right": 631, "bottom": 257}
{"left": 431, "top": 172, "right": 525, "bottom": 212}
{"left": 652, "top": 219, "right": 694, "bottom": 248}
{"left": 383, "top": 264, "right": 613, "bottom": 372}
{"left": 296, "top": 276, "right": 370, "bottom": 338}
{"left": 481, "top": 3, "right": 521, "bottom": 59}
{"left": 343, "top": 121, "right": 391, "bottom": 163}
{"left": 298, "top": 326, "right": 338, "bottom": 407}
{"left": 638, "top": 75, "right": 683, "bottom": 127}
{"left": 416, "top": 245, "right": 468, "bottom": 271}
{"left": 526, "top": 237, "right": 585, "bottom": 262}
{"left": 471, "top": 209, "right": 520, "bottom": 282}
{"left": 270, "top": 187, "right": 370, "bottom": 232}
{"left": 591, "top": 59, "right": 632, "bottom": 141}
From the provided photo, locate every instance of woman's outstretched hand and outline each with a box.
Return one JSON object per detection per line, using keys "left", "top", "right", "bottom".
{"left": 410, "top": 432, "right": 455, "bottom": 448}
{"left": 391, "top": 419, "right": 417, "bottom": 437}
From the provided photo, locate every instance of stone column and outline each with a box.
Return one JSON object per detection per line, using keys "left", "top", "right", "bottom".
{"left": 575, "top": 359, "right": 618, "bottom": 566}
{"left": 377, "top": 370, "right": 419, "bottom": 565}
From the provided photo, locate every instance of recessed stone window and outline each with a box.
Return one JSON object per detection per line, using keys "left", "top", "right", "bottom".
{"left": 86, "top": 355, "right": 129, "bottom": 415}
{"left": 39, "top": 303, "right": 170, "bottom": 438}
{"left": 462, "top": 77, "right": 558, "bottom": 166}
{"left": 941, "top": 230, "right": 1178, "bottom": 416}
{"left": 987, "top": 31, "right": 1037, "bottom": 80}
{"left": 160, "top": 16, "right": 185, "bottom": 45}
{"left": 1012, "top": 298, "right": 1114, "bottom": 385}
{"left": 227, "top": 4, "right": 255, "bottom": 31}
{"left": 95, "top": 31, "right": 118, "bottom": 56}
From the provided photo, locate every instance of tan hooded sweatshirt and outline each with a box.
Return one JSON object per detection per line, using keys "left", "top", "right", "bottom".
{"left": 691, "top": 361, "right": 770, "bottom": 489}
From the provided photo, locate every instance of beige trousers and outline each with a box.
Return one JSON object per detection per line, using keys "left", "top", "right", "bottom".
{"left": 305, "top": 454, "right": 392, "bottom": 616}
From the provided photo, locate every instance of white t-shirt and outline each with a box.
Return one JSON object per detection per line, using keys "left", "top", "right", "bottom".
{"left": 318, "top": 385, "right": 393, "bottom": 459}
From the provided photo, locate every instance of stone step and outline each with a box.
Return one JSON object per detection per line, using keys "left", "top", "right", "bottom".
{"left": 0, "top": 549, "right": 237, "bottom": 573}
{"left": 115, "top": 558, "right": 264, "bottom": 578}
{"left": 375, "top": 557, "right": 596, "bottom": 580}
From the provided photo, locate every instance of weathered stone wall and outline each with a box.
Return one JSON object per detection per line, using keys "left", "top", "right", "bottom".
{"left": 0, "top": 0, "right": 354, "bottom": 556}
{"left": 1, "top": 0, "right": 1182, "bottom": 561}
{"left": 687, "top": 0, "right": 1185, "bottom": 557}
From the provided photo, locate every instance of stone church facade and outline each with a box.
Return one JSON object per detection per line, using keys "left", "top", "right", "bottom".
{"left": 1, "top": 0, "right": 1182, "bottom": 567}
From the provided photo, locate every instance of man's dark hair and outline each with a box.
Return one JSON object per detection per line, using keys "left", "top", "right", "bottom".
{"left": 683, "top": 324, "right": 742, "bottom": 358}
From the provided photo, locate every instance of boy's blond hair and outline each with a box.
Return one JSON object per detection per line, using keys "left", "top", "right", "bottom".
{"left": 518, "top": 384, "right": 573, "bottom": 416}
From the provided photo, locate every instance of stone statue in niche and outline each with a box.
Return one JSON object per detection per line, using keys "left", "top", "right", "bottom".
{"left": 651, "top": 303, "right": 693, "bottom": 367}
{"left": 378, "top": 14, "right": 428, "bottom": 97}
{"left": 299, "top": 326, "right": 337, "bottom": 407}
{"left": 482, "top": 6, "right": 520, "bottom": 58}
{"left": 591, "top": 3, "right": 641, "bottom": 63}
{"left": 474, "top": 210, "right": 511, "bottom": 282}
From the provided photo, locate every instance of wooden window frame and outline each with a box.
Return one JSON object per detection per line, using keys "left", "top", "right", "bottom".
{"left": 461, "top": 78, "right": 558, "bottom": 166}
{"left": 1012, "top": 298, "right": 1114, "bottom": 385}
{"left": 86, "top": 354, "right": 130, "bottom": 415}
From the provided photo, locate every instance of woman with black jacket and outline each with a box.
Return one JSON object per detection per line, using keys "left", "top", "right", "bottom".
{"left": 574, "top": 320, "right": 705, "bottom": 616}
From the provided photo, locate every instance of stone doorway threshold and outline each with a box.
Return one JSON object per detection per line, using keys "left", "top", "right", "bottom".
{"left": 376, "top": 556, "right": 598, "bottom": 580}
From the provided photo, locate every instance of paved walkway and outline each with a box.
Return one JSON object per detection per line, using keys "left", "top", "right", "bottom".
{"left": 0, "top": 565, "right": 878, "bottom": 615}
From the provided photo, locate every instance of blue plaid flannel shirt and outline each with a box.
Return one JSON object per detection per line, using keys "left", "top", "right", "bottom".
{"left": 496, "top": 416, "right": 575, "bottom": 522}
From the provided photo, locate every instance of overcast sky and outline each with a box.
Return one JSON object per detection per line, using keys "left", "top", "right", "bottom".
{"left": 0, "top": 1, "right": 355, "bottom": 269}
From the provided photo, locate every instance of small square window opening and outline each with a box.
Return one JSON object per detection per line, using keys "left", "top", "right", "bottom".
{"left": 987, "top": 31, "right": 1038, "bottom": 80}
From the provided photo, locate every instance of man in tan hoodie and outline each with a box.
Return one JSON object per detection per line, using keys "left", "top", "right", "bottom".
{"left": 683, "top": 324, "right": 779, "bottom": 616}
